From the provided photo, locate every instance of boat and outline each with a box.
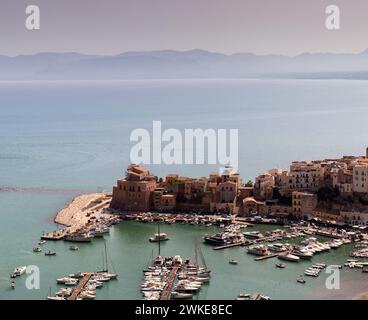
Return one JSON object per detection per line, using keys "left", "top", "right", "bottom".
{"left": 11, "top": 266, "right": 26, "bottom": 278}
{"left": 236, "top": 292, "right": 251, "bottom": 300}
{"left": 69, "top": 245, "right": 79, "bottom": 251}
{"left": 203, "top": 233, "right": 229, "bottom": 246}
{"left": 11, "top": 281, "right": 15, "bottom": 289}
{"left": 65, "top": 234, "right": 93, "bottom": 242}
{"left": 64, "top": 278, "right": 78, "bottom": 286}
{"left": 97, "top": 240, "right": 118, "bottom": 279}
{"left": 47, "top": 296, "right": 66, "bottom": 301}
{"left": 56, "top": 277, "right": 77, "bottom": 284}
{"left": 149, "top": 233, "right": 169, "bottom": 242}
{"left": 297, "top": 277, "right": 306, "bottom": 284}
{"left": 247, "top": 245, "right": 270, "bottom": 256}
{"left": 38, "top": 240, "right": 46, "bottom": 245}
{"left": 275, "top": 263, "right": 286, "bottom": 269}
{"left": 278, "top": 253, "right": 300, "bottom": 262}
{"left": 229, "top": 259, "right": 238, "bottom": 265}
{"left": 171, "top": 291, "right": 193, "bottom": 299}
{"left": 45, "top": 250, "right": 56, "bottom": 256}
{"left": 268, "top": 243, "right": 289, "bottom": 253}
{"left": 243, "top": 231, "right": 264, "bottom": 239}
{"left": 33, "top": 247, "right": 42, "bottom": 253}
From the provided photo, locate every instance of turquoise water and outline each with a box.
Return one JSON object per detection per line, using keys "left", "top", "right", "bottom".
{"left": 1, "top": 79, "right": 368, "bottom": 299}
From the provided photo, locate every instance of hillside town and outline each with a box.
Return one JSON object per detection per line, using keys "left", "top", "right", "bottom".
{"left": 110, "top": 148, "right": 368, "bottom": 228}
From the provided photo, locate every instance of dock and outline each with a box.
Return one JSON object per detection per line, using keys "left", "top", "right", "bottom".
{"left": 213, "top": 242, "right": 243, "bottom": 250}
{"left": 160, "top": 267, "right": 179, "bottom": 300}
{"left": 69, "top": 273, "right": 93, "bottom": 300}
{"left": 254, "top": 253, "right": 282, "bottom": 261}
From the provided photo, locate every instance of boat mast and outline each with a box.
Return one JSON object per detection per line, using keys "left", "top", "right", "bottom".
{"left": 104, "top": 241, "right": 108, "bottom": 272}
{"left": 195, "top": 239, "right": 199, "bottom": 270}
{"left": 158, "top": 222, "right": 161, "bottom": 256}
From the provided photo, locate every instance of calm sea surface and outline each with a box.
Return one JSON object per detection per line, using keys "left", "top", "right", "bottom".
{"left": 1, "top": 79, "right": 368, "bottom": 299}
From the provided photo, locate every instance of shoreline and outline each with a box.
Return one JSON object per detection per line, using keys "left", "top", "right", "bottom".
{"left": 42, "top": 192, "right": 117, "bottom": 240}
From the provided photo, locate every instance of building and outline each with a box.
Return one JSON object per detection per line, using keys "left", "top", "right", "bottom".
{"left": 110, "top": 164, "right": 157, "bottom": 211}
{"left": 254, "top": 172, "right": 275, "bottom": 200}
{"left": 353, "top": 163, "right": 368, "bottom": 193}
{"left": 292, "top": 191, "right": 318, "bottom": 218}
{"left": 341, "top": 210, "right": 368, "bottom": 226}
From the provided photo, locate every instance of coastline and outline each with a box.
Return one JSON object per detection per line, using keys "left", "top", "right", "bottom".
{"left": 42, "top": 192, "right": 116, "bottom": 240}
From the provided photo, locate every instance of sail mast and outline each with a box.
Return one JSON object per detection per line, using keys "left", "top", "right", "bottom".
{"left": 104, "top": 241, "right": 108, "bottom": 272}
{"left": 158, "top": 222, "right": 161, "bottom": 256}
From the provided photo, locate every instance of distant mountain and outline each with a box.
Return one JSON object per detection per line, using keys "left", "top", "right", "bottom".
{"left": 2, "top": 49, "right": 368, "bottom": 80}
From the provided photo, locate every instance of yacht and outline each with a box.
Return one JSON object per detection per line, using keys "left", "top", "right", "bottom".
{"left": 278, "top": 253, "right": 300, "bottom": 262}
{"left": 203, "top": 233, "right": 230, "bottom": 246}
{"left": 291, "top": 248, "right": 313, "bottom": 259}
{"left": 11, "top": 266, "right": 27, "bottom": 278}
{"left": 56, "top": 277, "right": 77, "bottom": 284}
{"left": 171, "top": 291, "right": 193, "bottom": 300}
{"left": 268, "top": 243, "right": 289, "bottom": 252}
{"left": 65, "top": 233, "right": 94, "bottom": 242}
{"left": 47, "top": 296, "right": 66, "bottom": 301}
{"left": 247, "top": 245, "right": 270, "bottom": 256}
{"left": 243, "top": 231, "right": 264, "bottom": 239}
{"left": 149, "top": 233, "right": 169, "bottom": 242}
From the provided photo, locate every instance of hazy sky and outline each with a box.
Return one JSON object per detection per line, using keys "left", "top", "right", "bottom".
{"left": 1, "top": 0, "right": 368, "bottom": 56}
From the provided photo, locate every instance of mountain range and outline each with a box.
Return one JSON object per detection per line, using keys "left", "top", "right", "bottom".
{"left": 2, "top": 49, "right": 368, "bottom": 80}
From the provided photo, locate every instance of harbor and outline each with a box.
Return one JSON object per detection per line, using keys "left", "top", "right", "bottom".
{"left": 4, "top": 217, "right": 368, "bottom": 300}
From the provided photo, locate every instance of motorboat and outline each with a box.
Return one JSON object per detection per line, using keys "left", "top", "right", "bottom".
{"left": 236, "top": 292, "right": 251, "bottom": 300}
{"left": 47, "top": 296, "right": 66, "bottom": 301}
{"left": 33, "top": 247, "right": 42, "bottom": 253}
{"left": 45, "top": 250, "right": 56, "bottom": 256}
{"left": 297, "top": 277, "right": 306, "bottom": 284}
{"left": 247, "top": 245, "right": 270, "bottom": 256}
{"left": 229, "top": 259, "right": 238, "bottom": 265}
{"left": 278, "top": 253, "right": 300, "bottom": 262}
{"left": 268, "top": 243, "right": 289, "bottom": 253}
{"left": 69, "top": 245, "right": 79, "bottom": 251}
{"left": 11, "top": 266, "right": 26, "bottom": 278}
{"left": 275, "top": 263, "right": 286, "bottom": 269}
{"left": 56, "top": 277, "right": 77, "bottom": 284}
{"left": 171, "top": 291, "right": 193, "bottom": 299}
{"left": 291, "top": 248, "right": 313, "bottom": 259}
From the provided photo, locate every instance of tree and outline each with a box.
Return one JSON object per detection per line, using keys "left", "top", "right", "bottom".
{"left": 244, "top": 180, "right": 254, "bottom": 187}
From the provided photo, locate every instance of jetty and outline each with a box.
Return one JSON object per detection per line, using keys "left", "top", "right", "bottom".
{"left": 160, "top": 267, "right": 179, "bottom": 300}
{"left": 255, "top": 253, "right": 284, "bottom": 261}
{"left": 213, "top": 242, "right": 243, "bottom": 250}
{"left": 69, "top": 273, "right": 93, "bottom": 300}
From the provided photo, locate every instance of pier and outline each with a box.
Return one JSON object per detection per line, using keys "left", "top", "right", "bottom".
{"left": 213, "top": 242, "right": 243, "bottom": 250}
{"left": 254, "top": 253, "right": 284, "bottom": 261}
{"left": 69, "top": 273, "right": 93, "bottom": 300}
{"left": 160, "top": 267, "right": 179, "bottom": 300}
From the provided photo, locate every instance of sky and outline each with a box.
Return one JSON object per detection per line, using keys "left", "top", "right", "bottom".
{"left": 1, "top": 0, "right": 368, "bottom": 56}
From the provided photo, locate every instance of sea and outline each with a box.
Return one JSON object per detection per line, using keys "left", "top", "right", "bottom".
{"left": 0, "top": 79, "right": 368, "bottom": 299}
